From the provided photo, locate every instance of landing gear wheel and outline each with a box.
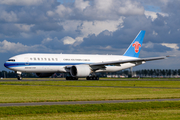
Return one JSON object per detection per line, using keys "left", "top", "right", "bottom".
{"left": 17, "top": 76, "right": 22, "bottom": 80}
{"left": 66, "top": 77, "right": 78, "bottom": 80}
{"left": 86, "top": 76, "right": 90, "bottom": 80}
{"left": 86, "top": 76, "right": 99, "bottom": 80}
{"left": 16, "top": 71, "right": 22, "bottom": 80}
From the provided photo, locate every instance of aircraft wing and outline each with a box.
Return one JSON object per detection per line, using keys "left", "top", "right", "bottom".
{"left": 89, "top": 56, "right": 170, "bottom": 67}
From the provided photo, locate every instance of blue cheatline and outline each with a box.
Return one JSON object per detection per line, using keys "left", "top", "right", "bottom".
{"left": 123, "top": 30, "right": 146, "bottom": 58}
{"left": 4, "top": 62, "right": 92, "bottom": 68}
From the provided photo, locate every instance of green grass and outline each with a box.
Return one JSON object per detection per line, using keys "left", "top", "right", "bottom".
{"left": 0, "top": 101, "right": 180, "bottom": 119}
{"left": 1, "top": 79, "right": 180, "bottom": 119}
{"left": 1, "top": 80, "right": 180, "bottom": 103}
{"left": 0, "top": 85, "right": 180, "bottom": 103}
{"left": 3, "top": 109, "right": 179, "bottom": 120}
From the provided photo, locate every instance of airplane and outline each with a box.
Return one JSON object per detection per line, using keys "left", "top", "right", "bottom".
{"left": 4, "top": 30, "right": 169, "bottom": 80}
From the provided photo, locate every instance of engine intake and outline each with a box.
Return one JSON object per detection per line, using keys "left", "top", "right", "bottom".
{"left": 70, "top": 65, "right": 91, "bottom": 77}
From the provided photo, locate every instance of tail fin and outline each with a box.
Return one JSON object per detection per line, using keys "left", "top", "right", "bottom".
{"left": 123, "top": 30, "right": 146, "bottom": 58}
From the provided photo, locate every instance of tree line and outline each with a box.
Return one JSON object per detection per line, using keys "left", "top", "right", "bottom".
{"left": 0, "top": 71, "right": 36, "bottom": 78}
{"left": 101, "top": 69, "right": 180, "bottom": 77}
{"left": 135, "top": 69, "right": 180, "bottom": 76}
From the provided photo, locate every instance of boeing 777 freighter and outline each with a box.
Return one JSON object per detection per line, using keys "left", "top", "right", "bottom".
{"left": 4, "top": 31, "right": 169, "bottom": 80}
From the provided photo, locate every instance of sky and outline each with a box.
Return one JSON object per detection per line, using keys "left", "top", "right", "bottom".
{"left": 0, "top": 0, "right": 180, "bottom": 71}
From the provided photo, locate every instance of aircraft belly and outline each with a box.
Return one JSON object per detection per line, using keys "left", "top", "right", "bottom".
{"left": 96, "top": 63, "right": 136, "bottom": 72}
{"left": 9, "top": 66, "right": 66, "bottom": 73}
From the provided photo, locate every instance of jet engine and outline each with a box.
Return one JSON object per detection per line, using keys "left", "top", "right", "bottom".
{"left": 36, "top": 73, "right": 54, "bottom": 77}
{"left": 70, "top": 65, "right": 91, "bottom": 77}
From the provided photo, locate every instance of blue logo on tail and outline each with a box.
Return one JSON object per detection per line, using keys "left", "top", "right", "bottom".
{"left": 123, "top": 30, "right": 145, "bottom": 58}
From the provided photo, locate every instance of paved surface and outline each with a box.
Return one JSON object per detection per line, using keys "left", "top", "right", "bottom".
{"left": 1, "top": 79, "right": 180, "bottom": 81}
{"left": 0, "top": 99, "right": 180, "bottom": 107}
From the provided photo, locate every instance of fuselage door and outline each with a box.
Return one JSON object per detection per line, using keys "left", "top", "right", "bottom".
{"left": 24, "top": 57, "right": 29, "bottom": 65}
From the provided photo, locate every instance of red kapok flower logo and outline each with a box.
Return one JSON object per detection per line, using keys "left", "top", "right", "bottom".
{"left": 132, "top": 41, "right": 141, "bottom": 53}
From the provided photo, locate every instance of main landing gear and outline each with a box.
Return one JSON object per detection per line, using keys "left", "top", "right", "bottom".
{"left": 86, "top": 72, "right": 99, "bottom": 80}
{"left": 66, "top": 77, "right": 78, "bottom": 80}
{"left": 65, "top": 76, "right": 99, "bottom": 80}
{"left": 86, "top": 76, "right": 99, "bottom": 80}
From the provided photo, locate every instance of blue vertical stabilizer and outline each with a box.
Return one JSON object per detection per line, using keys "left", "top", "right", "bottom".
{"left": 123, "top": 30, "right": 146, "bottom": 58}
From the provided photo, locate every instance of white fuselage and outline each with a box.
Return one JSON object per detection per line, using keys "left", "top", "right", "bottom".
{"left": 4, "top": 53, "right": 141, "bottom": 73}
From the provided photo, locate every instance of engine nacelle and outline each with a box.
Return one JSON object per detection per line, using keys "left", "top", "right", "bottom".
{"left": 70, "top": 65, "right": 91, "bottom": 77}
{"left": 36, "top": 73, "right": 54, "bottom": 77}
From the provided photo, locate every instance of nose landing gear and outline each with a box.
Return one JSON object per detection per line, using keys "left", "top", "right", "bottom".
{"left": 16, "top": 71, "right": 22, "bottom": 80}
{"left": 17, "top": 76, "right": 22, "bottom": 80}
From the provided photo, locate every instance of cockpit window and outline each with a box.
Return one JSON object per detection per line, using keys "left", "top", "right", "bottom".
{"left": 8, "top": 59, "right": 15, "bottom": 62}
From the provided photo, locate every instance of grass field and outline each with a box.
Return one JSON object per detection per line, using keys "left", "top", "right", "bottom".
{"left": 1, "top": 85, "right": 180, "bottom": 103}
{"left": 1, "top": 78, "right": 180, "bottom": 88}
{"left": 0, "top": 101, "right": 180, "bottom": 119}
{"left": 0, "top": 79, "right": 180, "bottom": 103}
{"left": 0, "top": 78, "right": 180, "bottom": 119}
{"left": 3, "top": 110, "right": 180, "bottom": 120}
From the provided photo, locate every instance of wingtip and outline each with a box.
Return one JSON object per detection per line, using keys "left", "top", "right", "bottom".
{"left": 166, "top": 55, "right": 176, "bottom": 57}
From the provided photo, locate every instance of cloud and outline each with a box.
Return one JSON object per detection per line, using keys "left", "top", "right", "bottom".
{"left": 0, "top": 0, "right": 180, "bottom": 70}
{"left": 47, "top": 0, "right": 144, "bottom": 21}
{"left": 57, "top": 18, "right": 123, "bottom": 45}
{"left": 0, "top": 0, "right": 44, "bottom": 6}
{"left": 62, "top": 36, "right": 76, "bottom": 45}
{"left": 31, "top": 22, "right": 63, "bottom": 32}
{"left": 55, "top": 4, "right": 72, "bottom": 17}
{"left": 14, "top": 24, "right": 34, "bottom": 32}
{"left": 142, "top": 41, "right": 172, "bottom": 52}
{"left": 75, "top": 0, "right": 90, "bottom": 11}
{"left": 0, "top": 39, "right": 73, "bottom": 53}
{"left": 161, "top": 43, "right": 179, "bottom": 50}
{"left": 144, "top": 11, "right": 168, "bottom": 21}
{"left": 152, "top": 30, "right": 158, "bottom": 36}
{"left": 0, "top": 11, "right": 18, "bottom": 22}
{"left": 92, "top": 0, "right": 144, "bottom": 16}
{"left": 41, "top": 38, "right": 53, "bottom": 44}
{"left": 0, "top": 40, "right": 46, "bottom": 53}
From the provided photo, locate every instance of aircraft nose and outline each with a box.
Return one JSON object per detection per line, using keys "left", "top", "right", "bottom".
{"left": 4, "top": 62, "right": 8, "bottom": 68}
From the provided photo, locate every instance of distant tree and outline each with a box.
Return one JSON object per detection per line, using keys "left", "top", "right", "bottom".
{"left": 147, "top": 69, "right": 150, "bottom": 76}
{"left": 136, "top": 70, "right": 141, "bottom": 76}
{"left": 156, "top": 69, "right": 160, "bottom": 76}
{"left": 1, "top": 71, "right": 7, "bottom": 78}
{"left": 153, "top": 69, "right": 157, "bottom": 76}
{"left": 0, "top": 71, "right": 2, "bottom": 77}
{"left": 167, "top": 69, "right": 172, "bottom": 76}
{"left": 178, "top": 69, "right": 180, "bottom": 75}
{"left": 123, "top": 70, "right": 129, "bottom": 75}
{"left": 144, "top": 69, "right": 148, "bottom": 76}
{"left": 172, "top": 70, "right": 177, "bottom": 76}
{"left": 149, "top": 69, "right": 153, "bottom": 76}
{"left": 162, "top": 69, "right": 166, "bottom": 76}
{"left": 165, "top": 69, "right": 168, "bottom": 76}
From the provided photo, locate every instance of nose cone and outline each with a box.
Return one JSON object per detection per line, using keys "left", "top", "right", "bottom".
{"left": 4, "top": 57, "right": 16, "bottom": 69}
{"left": 4, "top": 62, "right": 8, "bottom": 68}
